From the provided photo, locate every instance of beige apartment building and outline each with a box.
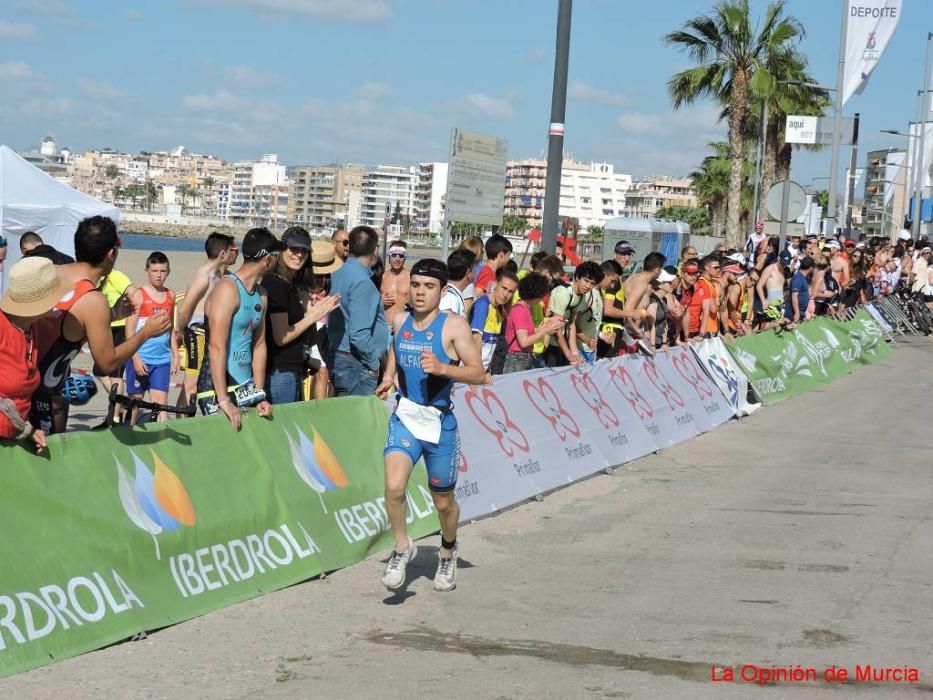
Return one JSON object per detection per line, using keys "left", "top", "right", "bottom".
{"left": 862, "top": 148, "right": 908, "bottom": 238}
{"left": 286, "top": 164, "right": 364, "bottom": 232}
{"left": 623, "top": 176, "right": 697, "bottom": 218}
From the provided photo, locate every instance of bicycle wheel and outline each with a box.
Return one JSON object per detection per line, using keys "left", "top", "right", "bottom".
{"left": 908, "top": 302, "right": 932, "bottom": 335}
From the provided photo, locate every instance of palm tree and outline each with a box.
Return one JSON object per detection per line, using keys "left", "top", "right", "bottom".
{"left": 690, "top": 141, "right": 755, "bottom": 237}
{"left": 176, "top": 184, "right": 192, "bottom": 215}
{"left": 690, "top": 142, "right": 732, "bottom": 237}
{"left": 755, "top": 49, "right": 829, "bottom": 218}
{"left": 666, "top": 0, "right": 804, "bottom": 247}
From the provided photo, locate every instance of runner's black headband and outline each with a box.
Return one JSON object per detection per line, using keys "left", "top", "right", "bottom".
{"left": 410, "top": 259, "right": 448, "bottom": 286}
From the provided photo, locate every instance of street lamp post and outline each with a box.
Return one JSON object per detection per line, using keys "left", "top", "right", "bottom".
{"left": 542, "top": 0, "right": 572, "bottom": 255}
{"left": 914, "top": 35, "right": 933, "bottom": 240}
{"left": 826, "top": 0, "right": 849, "bottom": 239}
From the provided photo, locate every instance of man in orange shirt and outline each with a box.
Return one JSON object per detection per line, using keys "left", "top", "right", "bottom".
{"left": 687, "top": 255, "right": 721, "bottom": 339}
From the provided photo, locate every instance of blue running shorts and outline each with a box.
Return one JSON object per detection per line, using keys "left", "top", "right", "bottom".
{"left": 384, "top": 411, "right": 460, "bottom": 492}
{"left": 126, "top": 361, "right": 171, "bottom": 395}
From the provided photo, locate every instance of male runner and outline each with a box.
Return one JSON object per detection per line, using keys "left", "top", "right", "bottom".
{"left": 380, "top": 240, "right": 411, "bottom": 325}
{"left": 175, "top": 232, "right": 237, "bottom": 408}
{"left": 620, "top": 252, "right": 665, "bottom": 351}
{"left": 196, "top": 228, "right": 281, "bottom": 430}
{"left": 756, "top": 249, "right": 789, "bottom": 315}
{"left": 375, "top": 258, "right": 485, "bottom": 592}
{"left": 30, "top": 216, "right": 172, "bottom": 434}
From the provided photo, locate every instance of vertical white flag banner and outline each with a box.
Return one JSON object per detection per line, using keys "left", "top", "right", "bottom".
{"left": 842, "top": 0, "right": 903, "bottom": 107}
{"left": 883, "top": 151, "right": 906, "bottom": 208}
{"left": 842, "top": 167, "right": 865, "bottom": 217}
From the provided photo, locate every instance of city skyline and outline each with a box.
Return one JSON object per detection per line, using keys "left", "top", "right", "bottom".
{"left": 0, "top": 0, "right": 928, "bottom": 186}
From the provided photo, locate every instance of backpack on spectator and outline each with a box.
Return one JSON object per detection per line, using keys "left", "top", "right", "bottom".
{"left": 487, "top": 314, "right": 513, "bottom": 376}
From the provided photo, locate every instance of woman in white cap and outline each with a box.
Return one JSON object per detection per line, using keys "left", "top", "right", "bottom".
{"left": 0, "top": 256, "right": 64, "bottom": 452}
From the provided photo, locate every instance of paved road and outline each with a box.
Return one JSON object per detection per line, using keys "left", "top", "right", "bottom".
{"left": 4, "top": 339, "right": 932, "bottom": 699}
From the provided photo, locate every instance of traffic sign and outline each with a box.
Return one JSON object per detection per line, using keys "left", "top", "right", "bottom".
{"left": 785, "top": 115, "right": 855, "bottom": 146}
{"left": 766, "top": 180, "right": 807, "bottom": 222}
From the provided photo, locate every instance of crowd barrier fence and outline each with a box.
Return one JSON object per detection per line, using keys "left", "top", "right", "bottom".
{"left": 0, "top": 309, "right": 893, "bottom": 678}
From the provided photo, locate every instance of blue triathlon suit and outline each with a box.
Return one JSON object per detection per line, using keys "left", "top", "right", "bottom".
{"left": 196, "top": 273, "right": 264, "bottom": 414}
{"left": 384, "top": 312, "right": 460, "bottom": 492}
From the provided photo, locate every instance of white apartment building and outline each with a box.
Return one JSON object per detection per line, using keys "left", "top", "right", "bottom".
{"left": 229, "top": 154, "right": 288, "bottom": 225}
{"left": 126, "top": 158, "right": 148, "bottom": 182}
{"left": 215, "top": 182, "right": 231, "bottom": 220}
{"left": 413, "top": 162, "right": 448, "bottom": 233}
{"left": 360, "top": 165, "right": 417, "bottom": 232}
{"left": 504, "top": 159, "right": 632, "bottom": 230}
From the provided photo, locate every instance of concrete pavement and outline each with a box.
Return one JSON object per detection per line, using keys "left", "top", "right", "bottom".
{"left": 3, "top": 338, "right": 932, "bottom": 699}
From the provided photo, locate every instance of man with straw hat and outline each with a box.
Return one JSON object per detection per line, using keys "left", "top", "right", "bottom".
{"left": 0, "top": 257, "right": 64, "bottom": 452}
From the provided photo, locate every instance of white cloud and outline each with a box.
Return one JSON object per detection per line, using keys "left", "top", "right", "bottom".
{"left": 225, "top": 65, "right": 282, "bottom": 88}
{"left": 76, "top": 78, "right": 126, "bottom": 101}
{"left": 183, "top": 89, "right": 248, "bottom": 112}
{"left": 0, "top": 19, "right": 38, "bottom": 40}
{"left": 618, "top": 106, "right": 721, "bottom": 137}
{"left": 458, "top": 93, "right": 515, "bottom": 120}
{"left": 569, "top": 80, "right": 626, "bottom": 107}
{"left": 9, "top": 0, "right": 78, "bottom": 24}
{"left": 123, "top": 9, "right": 142, "bottom": 21}
{"left": 189, "top": 0, "right": 391, "bottom": 23}
{"left": 0, "top": 61, "right": 41, "bottom": 81}
{"left": 356, "top": 81, "right": 391, "bottom": 100}
{"left": 525, "top": 48, "right": 547, "bottom": 65}
{"left": 600, "top": 105, "right": 725, "bottom": 176}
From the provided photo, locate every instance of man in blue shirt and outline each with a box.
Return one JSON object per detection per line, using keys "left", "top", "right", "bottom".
{"left": 327, "top": 225, "right": 389, "bottom": 396}
{"left": 785, "top": 255, "right": 814, "bottom": 324}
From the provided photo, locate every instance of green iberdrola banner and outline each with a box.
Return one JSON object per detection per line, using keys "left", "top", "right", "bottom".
{"left": 0, "top": 397, "right": 439, "bottom": 678}
{"left": 727, "top": 310, "right": 890, "bottom": 402}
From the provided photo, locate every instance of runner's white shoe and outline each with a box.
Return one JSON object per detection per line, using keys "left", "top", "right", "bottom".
{"left": 434, "top": 546, "right": 458, "bottom": 592}
{"left": 382, "top": 539, "right": 417, "bottom": 590}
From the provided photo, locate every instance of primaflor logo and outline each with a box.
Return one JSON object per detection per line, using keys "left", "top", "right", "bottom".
{"left": 286, "top": 426, "right": 348, "bottom": 513}
{"left": 116, "top": 450, "right": 196, "bottom": 560}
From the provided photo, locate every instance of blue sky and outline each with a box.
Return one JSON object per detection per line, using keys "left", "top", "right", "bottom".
{"left": 0, "top": 0, "right": 929, "bottom": 188}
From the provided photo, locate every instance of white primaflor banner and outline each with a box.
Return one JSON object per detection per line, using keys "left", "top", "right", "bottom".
{"left": 690, "top": 337, "right": 762, "bottom": 417}
{"left": 843, "top": 0, "right": 902, "bottom": 106}
{"left": 453, "top": 349, "right": 735, "bottom": 522}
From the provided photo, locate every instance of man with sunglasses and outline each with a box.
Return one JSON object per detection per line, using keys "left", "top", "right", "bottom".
{"left": 380, "top": 240, "right": 410, "bottom": 325}
{"left": 30, "top": 216, "right": 172, "bottom": 434}
{"left": 687, "top": 255, "right": 722, "bottom": 339}
{"left": 175, "top": 232, "right": 238, "bottom": 409}
{"left": 332, "top": 228, "right": 350, "bottom": 262}
{"left": 196, "top": 227, "right": 283, "bottom": 429}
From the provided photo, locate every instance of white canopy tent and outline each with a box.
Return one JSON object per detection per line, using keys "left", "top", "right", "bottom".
{"left": 0, "top": 144, "right": 120, "bottom": 290}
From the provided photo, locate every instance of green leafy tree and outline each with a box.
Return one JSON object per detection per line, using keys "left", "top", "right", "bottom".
{"left": 104, "top": 164, "right": 120, "bottom": 180}
{"left": 500, "top": 215, "right": 528, "bottom": 235}
{"left": 666, "top": 0, "right": 804, "bottom": 247}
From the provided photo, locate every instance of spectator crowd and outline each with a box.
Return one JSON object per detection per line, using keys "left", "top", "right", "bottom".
{"left": 1, "top": 215, "right": 929, "bottom": 452}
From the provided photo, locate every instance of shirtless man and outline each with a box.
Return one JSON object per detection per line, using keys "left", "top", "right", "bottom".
{"left": 620, "top": 252, "right": 665, "bottom": 350}
{"left": 380, "top": 240, "right": 411, "bottom": 325}
{"left": 826, "top": 240, "right": 848, "bottom": 288}
{"left": 30, "top": 216, "right": 172, "bottom": 434}
{"left": 175, "top": 232, "right": 238, "bottom": 409}
{"left": 756, "top": 249, "right": 790, "bottom": 327}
